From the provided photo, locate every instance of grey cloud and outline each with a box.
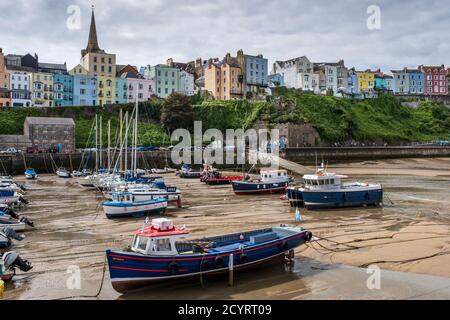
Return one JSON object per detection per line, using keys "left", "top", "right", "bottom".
{"left": 1, "top": 0, "right": 450, "bottom": 73}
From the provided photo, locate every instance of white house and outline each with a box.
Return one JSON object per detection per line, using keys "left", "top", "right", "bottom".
{"left": 121, "top": 72, "right": 155, "bottom": 103}
{"left": 8, "top": 66, "right": 32, "bottom": 107}
{"left": 179, "top": 70, "right": 195, "bottom": 96}
{"left": 272, "top": 56, "right": 319, "bottom": 93}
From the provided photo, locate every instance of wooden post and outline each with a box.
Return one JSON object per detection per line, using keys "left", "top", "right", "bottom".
{"left": 228, "top": 254, "right": 234, "bottom": 286}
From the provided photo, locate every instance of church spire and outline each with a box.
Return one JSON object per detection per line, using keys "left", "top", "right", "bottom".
{"left": 82, "top": 6, "right": 104, "bottom": 57}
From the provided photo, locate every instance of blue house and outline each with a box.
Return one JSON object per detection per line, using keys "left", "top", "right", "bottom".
{"left": 408, "top": 69, "right": 425, "bottom": 95}
{"left": 53, "top": 73, "right": 73, "bottom": 107}
{"left": 348, "top": 68, "right": 358, "bottom": 94}
{"left": 115, "top": 77, "right": 127, "bottom": 104}
{"left": 73, "top": 75, "right": 98, "bottom": 106}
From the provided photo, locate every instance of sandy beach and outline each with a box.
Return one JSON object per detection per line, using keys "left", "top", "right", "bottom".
{"left": 2, "top": 157, "right": 450, "bottom": 300}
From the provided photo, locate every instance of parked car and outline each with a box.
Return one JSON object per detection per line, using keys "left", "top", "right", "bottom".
{"left": 0, "top": 148, "right": 20, "bottom": 154}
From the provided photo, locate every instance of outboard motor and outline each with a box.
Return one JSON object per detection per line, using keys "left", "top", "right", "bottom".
{"left": 1, "top": 252, "right": 33, "bottom": 273}
{"left": 18, "top": 196, "right": 29, "bottom": 205}
{"left": 1, "top": 227, "right": 25, "bottom": 242}
{"left": 20, "top": 217, "right": 34, "bottom": 228}
{"left": 2, "top": 207, "right": 19, "bottom": 220}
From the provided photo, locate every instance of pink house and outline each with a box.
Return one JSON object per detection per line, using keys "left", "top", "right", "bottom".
{"left": 121, "top": 72, "right": 155, "bottom": 103}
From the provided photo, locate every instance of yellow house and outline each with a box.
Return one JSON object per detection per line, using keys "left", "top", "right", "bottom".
{"left": 357, "top": 70, "right": 375, "bottom": 93}
{"left": 205, "top": 53, "right": 243, "bottom": 100}
{"left": 97, "top": 75, "right": 116, "bottom": 105}
{"left": 32, "top": 72, "right": 53, "bottom": 107}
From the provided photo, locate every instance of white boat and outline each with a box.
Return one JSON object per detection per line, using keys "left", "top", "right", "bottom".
{"left": 0, "top": 189, "right": 19, "bottom": 205}
{"left": 151, "top": 168, "right": 177, "bottom": 174}
{"left": 104, "top": 184, "right": 182, "bottom": 208}
{"left": 56, "top": 168, "right": 72, "bottom": 179}
{"left": 102, "top": 192, "right": 168, "bottom": 219}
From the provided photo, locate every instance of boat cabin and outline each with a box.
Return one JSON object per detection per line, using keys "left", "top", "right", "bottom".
{"left": 131, "top": 218, "right": 188, "bottom": 256}
{"left": 303, "top": 171, "right": 348, "bottom": 191}
{"left": 111, "top": 192, "right": 135, "bottom": 203}
{"left": 260, "top": 170, "right": 289, "bottom": 183}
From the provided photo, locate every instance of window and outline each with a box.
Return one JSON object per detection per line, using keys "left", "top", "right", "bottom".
{"left": 136, "top": 237, "right": 149, "bottom": 251}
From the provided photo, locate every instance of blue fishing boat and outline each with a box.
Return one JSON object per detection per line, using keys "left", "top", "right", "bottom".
{"left": 24, "top": 168, "right": 38, "bottom": 180}
{"left": 106, "top": 218, "right": 312, "bottom": 293}
{"left": 287, "top": 164, "right": 383, "bottom": 209}
{"left": 102, "top": 192, "right": 168, "bottom": 219}
{"left": 232, "top": 170, "right": 290, "bottom": 195}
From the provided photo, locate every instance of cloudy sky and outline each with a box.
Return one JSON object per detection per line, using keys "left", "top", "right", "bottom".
{"left": 1, "top": 0, "right": 450, "bottom": 72}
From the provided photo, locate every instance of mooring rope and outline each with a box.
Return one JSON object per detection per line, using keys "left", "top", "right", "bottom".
{"left": 54, "top": 254, "right": 107, "bottom": 300}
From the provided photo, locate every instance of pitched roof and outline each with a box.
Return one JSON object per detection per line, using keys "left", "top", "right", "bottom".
{"left": 25, "top": 117, "right": 75, "bottom": 126}
{"left": 274, "top": 56, "right": 309, "bottom": 68}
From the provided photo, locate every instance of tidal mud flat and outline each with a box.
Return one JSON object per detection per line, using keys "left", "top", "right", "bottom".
{"left": 3, "top": 158, "right": 450, "bottom": 300}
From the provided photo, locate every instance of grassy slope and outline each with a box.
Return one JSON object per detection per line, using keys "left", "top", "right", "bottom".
{"left": 1, "top": 89, "right": 449, "bottom": 146}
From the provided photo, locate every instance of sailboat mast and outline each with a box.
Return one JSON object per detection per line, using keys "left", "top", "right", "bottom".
{"left": 125, "top": 111, "right": 129, "bottom": 176}
{"left": 119, "top": 109, "right": 123, "bottom": 173}
{"left": 95, "top": 114, "right": 98, "bottom": 173}
{"left": 134, "top": 94, "right": 139, "bottom": 177}
{"left": 99, "top": 116, "right": 103, "bottom": 170}
{"left": 108, "top": 119, "right": 111, "bottom": 171}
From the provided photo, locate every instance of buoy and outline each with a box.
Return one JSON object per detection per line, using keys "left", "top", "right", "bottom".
{"left": 295, "top": 207, "right": 302, "bottom": 222}
{"left": 0, "top": 279, "right": 4, "bottom": 299}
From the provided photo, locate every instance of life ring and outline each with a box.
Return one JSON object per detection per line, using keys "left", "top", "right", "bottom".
{"left": 200, "top": 260, "right": 211, "bottom": 271}
{"left": 278, "top": 241, "right": 289, "bottom": 251}
{"left": 168, "top": 262, "right": 180, "bottom": 274}
{"left": 215, "top": 256, "right": 224, "bottom": 268}
{"left": 239, "top": 254, "right": 249, "bottom": 264}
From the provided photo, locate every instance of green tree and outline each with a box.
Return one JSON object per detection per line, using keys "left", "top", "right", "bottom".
{"left": 160, "top": 93, "right": 194, "bottom": 132}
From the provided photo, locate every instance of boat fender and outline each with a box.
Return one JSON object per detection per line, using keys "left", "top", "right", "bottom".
{"left": 239, "top": 254, "right": 249, "bottom": 264}
{"left": 214, "top": 256, "right": 224, "bottom": 268}
{"left": 303, "top": 231, "right": 313, "bottom": 242}
{"left": 168, "top": 262, "right": 180, "bottom": 274}
{"left": 200, "top": 260, "right": 211, "bottom": 271}
{"left": 278, "top": 241, "right": 289, "bottom": 251}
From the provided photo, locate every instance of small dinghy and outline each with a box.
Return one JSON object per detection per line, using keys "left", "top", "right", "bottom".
{"left": 178, "top": 165, "right": 202, "bottom": 179}
{"left": 1, "top": 251, "right": 33, "bottom": 282}
{"left": 232, "top": 170, "right": 290, "bottom": 195}
{"left": 106, "top": 218, "right": 312, "bottom": 293}
{"left": 56, "top": 168, "right": 72, "bottom": 179}
{"left": 24, "top": 168, "right": 38, "bottom": 180}
{"left": 0, "top": 205, "right": 34, "bottom": 232}
{"left": 102, "top": 192, "right": 168, "bottom": 219}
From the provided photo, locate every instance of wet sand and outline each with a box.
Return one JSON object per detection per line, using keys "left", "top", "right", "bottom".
{"left": 2, "top": 157, "right": 450, "bottom": 300}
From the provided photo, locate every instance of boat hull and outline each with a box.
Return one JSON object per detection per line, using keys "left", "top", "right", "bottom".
{"left": 204, "top": 176, "right": 244, "bottom": 185}
{"left": 107, "top": 230, "right": 310, "bottom": 294}
{"left": 286, "top": 188, "right": 304, "bottom": 205}
{"left": 232, "top": 181, "right": 289, "bottom": 195}
{"left": 103, "top": 200, "right": 168, "bottom": 219}
{"left": 302, "top": 188, "right": 383, "bottom": 209}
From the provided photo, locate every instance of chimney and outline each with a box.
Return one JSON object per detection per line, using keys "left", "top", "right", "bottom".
{"left": 167, "top": 58, "right": 173, "bottom": 67}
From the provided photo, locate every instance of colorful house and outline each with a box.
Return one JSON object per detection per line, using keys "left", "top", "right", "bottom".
{"left": 53, "top": 73, "right": 73, "bottom": 106}
{"left": 8, "top": 66, "right": 32, "bottom": 107}
{"left": 72, "top": 74, "right": 97, "bottom": 106}
{"left": 347, "top": 68, "right": 358, "bottom": 94}
{"left": 272, "top": 56, "right": 318, "bottom": 92}
{"left": 121, "top": 71, "right": 154, "bottom": 103}
{"left": 236, "top": 50, "right": 268, "bottom": 96}
{"left": 419, "top": 65, "right": 447, "bottom": 95}
{"left": 32, "top": 71, "right": 53, "bottom": 107}
{"left": 204, "top": 53, "right": 244, "bottom": 100}
{"left": 268, "top": 73, "right": 284, "bottom": 87}
{"left": 115, "top": 77, "right": 127, "bottom": 104}
{"left": 143, "top": 64, "right": 180, "bottom": 99}
{"left": 0, "top": 48, "right": 11, "bottom": 107}
{"left": 408, "top": 69, "right": 425, "bottom": 94}
{"left": 357, "top": 70, "right": 375, "bottom": 93}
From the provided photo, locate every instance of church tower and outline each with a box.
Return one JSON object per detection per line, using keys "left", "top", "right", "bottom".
{"left": 80, "top": 6, "right": 116, "bottom": 106}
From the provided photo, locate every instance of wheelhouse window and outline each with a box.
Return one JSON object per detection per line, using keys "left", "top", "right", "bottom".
{"left": 134, "top": 237, "right": 149, "bottom": 252}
